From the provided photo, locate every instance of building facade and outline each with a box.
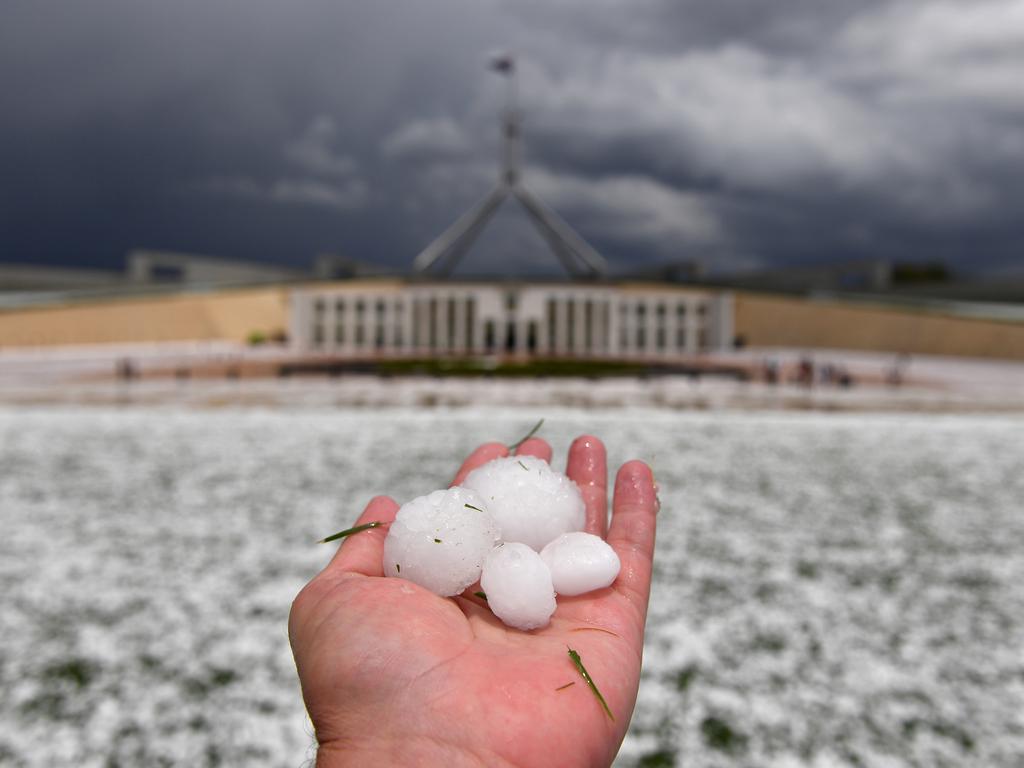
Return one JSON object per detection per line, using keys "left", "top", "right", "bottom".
{"left": 290, "top": 281, "right": 734, "bottom": 360}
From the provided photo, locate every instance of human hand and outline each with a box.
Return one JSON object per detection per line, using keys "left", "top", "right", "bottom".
{"left": 289, "top": 435, "right": 658, "bottom": 768}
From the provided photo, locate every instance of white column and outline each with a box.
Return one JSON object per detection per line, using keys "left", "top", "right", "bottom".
{"left": 403, "top": 298, "right": 415, "bottom": 356}
{"left": 439, "top": 295, "right": 448, "bottom": 353}
{"left": 573, "top": 294, "right": 586, "bottom": 355}
{"left": 554, "top": 296, "right": 568, "bottom": 356}
{"left": 684, "top": 298, "right": 699, "bottom": 353}
{"left": 289, "top": 290, "right": 306, "bottom": 352}
{"left": 597, "top": 299, "right": 609, "bottom": 357}
{"left": 606, "top": 298, "right": 619, "bottom": 357}
{"left": 712, "top": 292, "right": 734, "bottom": 351}
{"left": 616, "top": 300, "right": 628, "bottom": 356}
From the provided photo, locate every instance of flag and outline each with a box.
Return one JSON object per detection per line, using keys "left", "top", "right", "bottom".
{"left": 490, "top": 54, "right": 515, "bottom": 75}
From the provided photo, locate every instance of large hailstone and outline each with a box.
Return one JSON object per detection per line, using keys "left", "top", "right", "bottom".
{"left": 383, "top": 487, "right": 500, "bottom": 597}
{"left": 480, "top": 543, "right": 557, "bottom": 630}
{"left": 540, "top": 532, "right": 621, "bottom": 596}
{"left": 462, "top": 455, "right": 586, "bottom": 551}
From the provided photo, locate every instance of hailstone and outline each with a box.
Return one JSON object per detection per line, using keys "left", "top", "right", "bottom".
{"left": 540, "top": 532, "right": 621, "bottom": 596}
{"left": 480, "top": 543, "right": 557, "bottom": 630}
{"left": 383, "top": 487, "right": 499, "bottom": 596}
{"left": 461, "top": 455, "right": 585, "bottom": 551}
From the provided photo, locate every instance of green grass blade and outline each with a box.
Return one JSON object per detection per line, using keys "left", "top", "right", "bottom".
{"left": 318, "top": 521, "right": 384, "bottom": 544}
{"left": 508, "top": 418, "right": 545, "bottom": 451}
{"left": 568, "top": 647, "right": 614, "bottom": 721}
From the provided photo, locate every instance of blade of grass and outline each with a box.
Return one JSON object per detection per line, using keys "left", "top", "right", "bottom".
{"left": 508, "top": 418, "right": 544, "bottom": 451}
{"left": 318, "top": 521, "right": 384, "bottom": 544}
{"left": 568, "top": 647, "right": 614, "bottom": 721}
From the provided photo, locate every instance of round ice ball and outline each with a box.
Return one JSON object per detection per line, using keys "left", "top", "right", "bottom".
{"left": 383, "top": 488, "right": 500, "bottom": 597}
{"left": 462, "top": 455, "right": 586, "bottom": 551}
{"left": 540, "top": 532, "right": 621, "bottom": 596}
{"left": 480, "top": 543, "right": 557, "bottom": 630}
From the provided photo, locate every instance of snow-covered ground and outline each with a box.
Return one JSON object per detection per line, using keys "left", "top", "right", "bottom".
{"left": 1, "top": 408, "right": 1022, "bottom": 767}
{"left": 2, "top": 342, "right": 1024, "bottom": 411}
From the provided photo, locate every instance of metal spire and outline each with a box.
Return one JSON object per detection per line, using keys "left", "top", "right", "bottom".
{"left": 412, "top": 54, "right": 607, "bottom": 279}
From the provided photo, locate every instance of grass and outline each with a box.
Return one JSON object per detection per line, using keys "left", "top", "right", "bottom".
{"left": 376, "top": 357, "right": 655, "bottom": 378}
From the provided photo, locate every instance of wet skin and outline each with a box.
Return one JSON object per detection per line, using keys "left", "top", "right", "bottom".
{"left": 289, "top": 435, "right": 658, "bottom": 768}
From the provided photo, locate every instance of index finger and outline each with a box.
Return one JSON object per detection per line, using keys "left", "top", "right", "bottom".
{"left": 450, "top": 441, "right": 509, "bottom": 486}
{"left": 321, "top": 495, "right": 399, "bottom": 577}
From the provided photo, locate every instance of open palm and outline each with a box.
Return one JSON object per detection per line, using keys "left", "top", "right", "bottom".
{"left": 289, "top": 435, "right": 658, "bottom": 768}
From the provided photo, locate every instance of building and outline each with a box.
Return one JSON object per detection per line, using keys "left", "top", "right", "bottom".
{"left": 290, "top": 280, "right": 734, "bottom": 360}
{"left": 125, "top": 250, "right": 305, "bottom": 286}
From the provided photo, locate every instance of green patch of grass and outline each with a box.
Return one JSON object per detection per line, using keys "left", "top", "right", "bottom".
{"left": 701, "top": 716, "right": 748, "bottom": 754}
{"left": 902, "top": 719, "right": 975, "bottom": 751}
{"left": 751, "top": 632, "right": 787, "bottom": 654}
{"left": 674, "top": 664, "right": 698, "bottom": 692}
{"left": 42, "top": 657, "right": 99, "bottom": 688}
{"left": 184, "top": 667, "right": 238, "bottom": 698}
{"left": 637, "top": 748, "right": 677, "bottom": 767}
{"left": 20, "top": 691, "right": 67, "bottom": 719}
{"left": 796, "top": 560, "right": 818, "bottom": 579}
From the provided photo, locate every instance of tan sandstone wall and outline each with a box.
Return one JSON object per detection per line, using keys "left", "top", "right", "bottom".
{"left": 0, "top": 288, "right": 290, "bottom": 347}
{"left": 735, "top": 292, "right": 1024, "bottom": 360}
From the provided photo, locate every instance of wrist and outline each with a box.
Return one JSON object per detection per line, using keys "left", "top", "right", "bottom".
{"left": 316, "top": 737, "right": 518, "bottom": 768}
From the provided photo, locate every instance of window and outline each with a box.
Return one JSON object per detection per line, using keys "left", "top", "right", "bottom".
{"left": 655, "top": 303, "right": 667, "bottom": 351}
{"left": 375, "top": 300, "right": 386, "bottom": 349}
{"left": 584, "top": 300, "right": 594, "bottom": 352}
{"left": 447, "top": 297, "right": 456, "bottom": 350}
{"left": 149, "top": 264, "right": 184, "bottom": 282}
{"left": 466, "top": 297, "right": 476, "bottom": 350}
{"left": 547, "top": 297, "right": 557, "bottom": 349}
{"left": 484, "top": 320, "right": 496, "bottom": 352}
{"left": 566, "top": 299, "right": 576, "bottom": 353}
{"left": 355, "top": 300, "right": 366, "bottom": 347}
{"left": 428, "top": 298, "right": 437, "bottom": 350}
{"left": 393, "top": 302, "right": 404, "bottom": 349}
{"left": 602, "top": 302, "right": 611, "bottom": 350}
{"left": 335, "top": 299, "right": 346, "bottom": 344}
{"left": 313, "top": 299, "right": 325, "bottom": 346}
{"left": 635, "top": 302, "right": 647, "bottom": 349}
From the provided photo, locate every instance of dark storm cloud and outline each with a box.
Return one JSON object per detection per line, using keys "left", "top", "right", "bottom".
{"left": 2, "top": 0, "right": 1022, "bottom": 276}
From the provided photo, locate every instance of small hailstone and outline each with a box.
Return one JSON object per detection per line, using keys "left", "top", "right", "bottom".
{"left": 540, "top": 532, "right": 621, "bottom": 596}
{"left": 462, "top": 455, "right": 585, "bottom": 551}
{"left": 383, "top": 488, "right": 499, "bottom": 597}
{"left": 480, "top": 543, "right": 556, "bottom": 630}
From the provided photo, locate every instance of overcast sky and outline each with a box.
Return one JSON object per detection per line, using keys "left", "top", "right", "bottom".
{"left": 2, "top": 0, "right": 1023, "bottom": 277}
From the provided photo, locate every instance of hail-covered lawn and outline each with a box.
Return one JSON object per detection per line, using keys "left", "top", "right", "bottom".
{"left": 1, "top": 408, "right": 1022, "bottom": 767}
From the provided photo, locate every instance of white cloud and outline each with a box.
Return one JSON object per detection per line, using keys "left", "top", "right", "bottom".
{"left": 284, "top": 115, "right": 357, "bottom": 176}
{"left": 526, "top": 166, "right": 722, "bottom": 246}
{"left": 381, "top": 116, "right": 472, "bottom": 159}
{"left": 527, "top": 45, "right": 918, "bottom": 190}
{"left": 205, "top": 175, "right": 368, "bottom": 211}
{"left": 202, "top": 116, "right": 369, "bottom": 211}
{"left": 838, "top": 0, "right": 1024, "bottom": 110}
